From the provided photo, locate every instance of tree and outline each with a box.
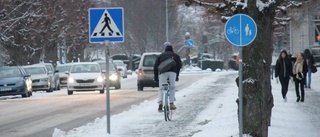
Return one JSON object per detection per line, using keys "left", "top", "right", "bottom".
{"left": 180, "top": 0, "right": 309, "bottom": 136}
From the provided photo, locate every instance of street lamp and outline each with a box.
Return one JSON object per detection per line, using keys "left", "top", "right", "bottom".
{"left": 166, "top": 0, "right": 168, "bottom": 42}
{"left": 185, "top": 32, "right": 191, "bottom": 66}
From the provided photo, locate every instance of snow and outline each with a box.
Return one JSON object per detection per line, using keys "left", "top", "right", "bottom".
{"left": 49, "top": 66, "right": 320, "bottom": 137}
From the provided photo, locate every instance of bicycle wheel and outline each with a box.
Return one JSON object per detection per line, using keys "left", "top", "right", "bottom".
{"left": 164, "top": 105, "right": 169, "bottom": 121}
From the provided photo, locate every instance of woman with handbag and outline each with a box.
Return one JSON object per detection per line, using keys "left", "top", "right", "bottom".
{"left": 292, "top": 53, "right": 308, "bottom": 102}
{"left": 303, "top": 49, "right": 315, "bottom": 88}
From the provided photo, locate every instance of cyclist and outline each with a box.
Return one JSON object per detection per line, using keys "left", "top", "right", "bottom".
{"left": 154, "top": 42, "right": 182, "bottom": 111}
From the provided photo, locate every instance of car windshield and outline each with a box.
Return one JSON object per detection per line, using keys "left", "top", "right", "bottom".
{"left": 143, "top": 55, "right": 158, "bottom": 67}
{"left": 113, "top": 61, "right": 125, "bottom": 67}
{"left": 0, "top": 68, "right": 22, "bottom": 78}
{"left": 56, "top": 65, "right": 72, "bottom": 72}
{"left": 70, "top": 64, "right": 100, "bottom": 73}
{"left": 45, "top": 65, "right": 53, "bottom": 72}
{"left": 24, "top": 67, "right": 47, "bottom": 75}
{"left": 98, "top": 62, "right": 115, "bottom": 71}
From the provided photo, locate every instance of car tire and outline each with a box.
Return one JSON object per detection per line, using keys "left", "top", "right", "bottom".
{"left": 100, "top": 89, "right": 105, "bottom": 94}
{"left": 46, "top": 87, "right": 53, "bottom": 93}
{"left": 57, "top": 83, "right": 61, "bottom": 90}
{"left": 123, "top": 75, "right": 127, "bottom": 78}
{"left": 115, "top": 82, "right": 121, "bottom": 89}
{"left": 68, "top": 90, "right": 73, "bottom": 95}
{"left": 21, "top": 93, "right": 28, "bottom": 98}
{"left": 138, "top": 84, "right": 143, "bottom": 91}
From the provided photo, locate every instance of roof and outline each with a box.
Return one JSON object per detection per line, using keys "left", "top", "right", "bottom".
{"left": 71, "top": 62, "right": 99, "bottom": 65}
{"left": 142, "top": 52, "right": 161, "bottom": 55}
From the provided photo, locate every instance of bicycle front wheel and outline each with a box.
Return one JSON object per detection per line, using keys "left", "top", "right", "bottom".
{"left": 164, "top": 105, "right": 171, "bottom": 121}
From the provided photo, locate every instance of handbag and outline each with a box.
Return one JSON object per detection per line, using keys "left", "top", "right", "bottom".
{"left": 158, "top": 57, "right": 176, "bottom": 73}
{"left": 311, "top": 66, "right": 317, "bottom": 73}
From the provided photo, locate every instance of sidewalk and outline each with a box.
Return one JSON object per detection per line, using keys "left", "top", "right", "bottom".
{"left": 53, "top": 70, "right": 320, "bottom": 137}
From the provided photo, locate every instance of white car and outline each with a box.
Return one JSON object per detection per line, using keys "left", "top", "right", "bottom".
{"left": 55, "top": 63, "right": 73, "bottom": 87}
{"left": 113, "top": 60, "right": 128, "bottom": 78}
{"left": 66, "top": 62, "right": 105, "bottom": 95}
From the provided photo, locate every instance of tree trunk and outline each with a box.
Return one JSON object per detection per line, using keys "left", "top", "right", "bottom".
{"left": 239, "top": 3, "right": 275, "bottom": 137}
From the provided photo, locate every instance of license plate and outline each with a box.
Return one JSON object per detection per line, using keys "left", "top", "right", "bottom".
{"left": 0, "top": 87, "right": 12, "bottom": 91}
{"left": 79, "top": 83, "right": 90, "bottom": 87}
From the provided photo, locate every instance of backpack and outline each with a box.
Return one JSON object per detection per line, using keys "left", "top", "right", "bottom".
{"left": 158, "top": 56, "right": 176, "bottom": 73}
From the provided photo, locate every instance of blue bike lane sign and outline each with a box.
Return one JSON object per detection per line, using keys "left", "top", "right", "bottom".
{"left": 224, "top": 14, "right": 257, "bottom": 47}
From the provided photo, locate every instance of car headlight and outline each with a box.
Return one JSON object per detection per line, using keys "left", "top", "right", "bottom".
{"left": 109, "top": 74, "right": 118, "bottom": 81}
{"left": 40, "top": 78, "right": 48, "bottom": 81}
{"left": 97, "top": 76, "right": 104, "bottom": 82}
{"left": 68, "top": 77, "right": 75, "bottom": 83}
{"left": 16, "top": 81, "right": 24, "bottom": 86}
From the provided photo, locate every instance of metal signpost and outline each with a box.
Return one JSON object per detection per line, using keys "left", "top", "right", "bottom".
{"left": 224, "top": 14, "right": 257, "bottom": 137}
{"left": 89, "top": 7, "right": 124, "bottom": 134}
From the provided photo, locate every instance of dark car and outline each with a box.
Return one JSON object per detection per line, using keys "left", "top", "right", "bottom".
{"left": 94, "top": 60, "right": 121, "bottom": 89}
{"left": 0, "top": 66, "right": 33, "bottom": 98}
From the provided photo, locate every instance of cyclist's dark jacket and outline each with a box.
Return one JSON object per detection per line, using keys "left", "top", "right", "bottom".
{"left": 154, "top": 46, "right": 182, "bottom": 80}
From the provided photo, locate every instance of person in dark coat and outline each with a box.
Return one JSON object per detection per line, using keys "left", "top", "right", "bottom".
{"left": 275, "top": 50, "right": 292, "bottom": 102}
{"left": 154, "top": 43, "right": 182, "bottom": 111}
{"left": 292, "top": 53, "right": 308, "bottom": 102}
{"left": 303, "top": 49, "right": 315, "bottom": 88}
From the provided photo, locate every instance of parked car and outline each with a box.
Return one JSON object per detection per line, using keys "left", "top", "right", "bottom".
{"left": 113, "top": 60, "right": 128, "bottom": 78}
{"left": 0, "top": 66, "right": 33, "bottom": 98}
{"left": 137, "top": 52, "right": 161, "bottom": 91}
{"left": 66, "top": 62, "right": 105, "bottom": 95}
{"left": 23, "top": 64, "right": 54, "bottom": 92}
{"left": 36, "top": 63, "right": 60, "bottom": 90}
{"left": 55, "top": 63, "right": 73, "bottom": 87}
{"left": 94, "top": 60, "right": 121, "bottom": 89}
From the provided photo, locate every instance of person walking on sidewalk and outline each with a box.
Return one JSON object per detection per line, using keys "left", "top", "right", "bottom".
{"left": 292, "top": 53, "right": 308, "bottom": 102}
{"left": 154, "top": 43, "right": 182, "bottom": 111}
{"left": 303, "top": 49, "right": 315, "bottom": 88}
{"left": 275, "top": 50, "right": 292, "bottom": 102}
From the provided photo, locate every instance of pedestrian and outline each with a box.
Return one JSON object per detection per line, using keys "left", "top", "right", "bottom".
{"left": 292, "top": 53, "right": 308, "bottom": 102}
{"left": 275, "top": 50, "right": 292, "bottom": 102}
{"left": 154, "top": 42, "right": 182, "bottom": 112}
{"left": 303, "top": 49, "right": 315, "bottom": 88}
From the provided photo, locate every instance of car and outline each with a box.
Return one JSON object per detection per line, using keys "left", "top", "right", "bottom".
{"left": 66, "top": 62, "right": 105, "bottom": 95}
{"left": 111, "top": 54, "right": 129, "bottom": 69}
{"left": 36, "top": 63, "right": 60, "bottom": 90}
{"left": 55, "top": 63, "right": 73, "bottom": 87}
{"left": 0, "top": 66, "right": 33, "bottom": 98}
{"left": 113, "top": 60, "right": 128, "bottom": 78}
{"left": 137, "top": 52, "right": 161, "bottom": 91}
{"left": 94, "top": 60, "right": 121, "bottom": 89}
{"left": 23, "top": 64, "right": 54, "bottom": 92}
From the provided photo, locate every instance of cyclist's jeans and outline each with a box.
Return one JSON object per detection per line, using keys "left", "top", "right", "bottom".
{"left": 158, "top": 72, "right": 176, "bottom": 103}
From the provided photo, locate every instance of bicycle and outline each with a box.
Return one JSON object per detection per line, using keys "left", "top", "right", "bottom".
{"left": 227, "top": 26, "right": 239, "bottom": 34}
{"left": 161, "top": 82, "right": 172, "bottom": 121}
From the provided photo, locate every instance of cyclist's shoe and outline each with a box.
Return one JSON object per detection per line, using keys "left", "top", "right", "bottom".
{"left": 158, "top": 102, "right": 163, "bottom": 112}
{"left": 170, "top": 103, "right": 176, "bottom": 110}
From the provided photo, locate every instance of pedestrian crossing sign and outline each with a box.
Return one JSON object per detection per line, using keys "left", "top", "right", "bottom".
{"left": 89, "top": 7, "right": 124, "bottom": 43}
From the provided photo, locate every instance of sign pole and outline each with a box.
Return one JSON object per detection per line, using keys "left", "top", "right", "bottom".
{"left": 224, "top": 14, "right": 257, "bottom": 137}
{"left": 239, "top": 47, "right": 243, "bottom": 137}
{"left": 105, "top": 41, "right": 110, "bottom": 134}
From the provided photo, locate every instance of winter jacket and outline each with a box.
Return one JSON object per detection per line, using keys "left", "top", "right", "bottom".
{"left": 275, "top": 58, "right": 292, "bottom": 78}
{"left": 292, "top": 60, "right": 308, "bottom": 83}
{"left": 154, "top": 46, "right": 182, "bottom": 80}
